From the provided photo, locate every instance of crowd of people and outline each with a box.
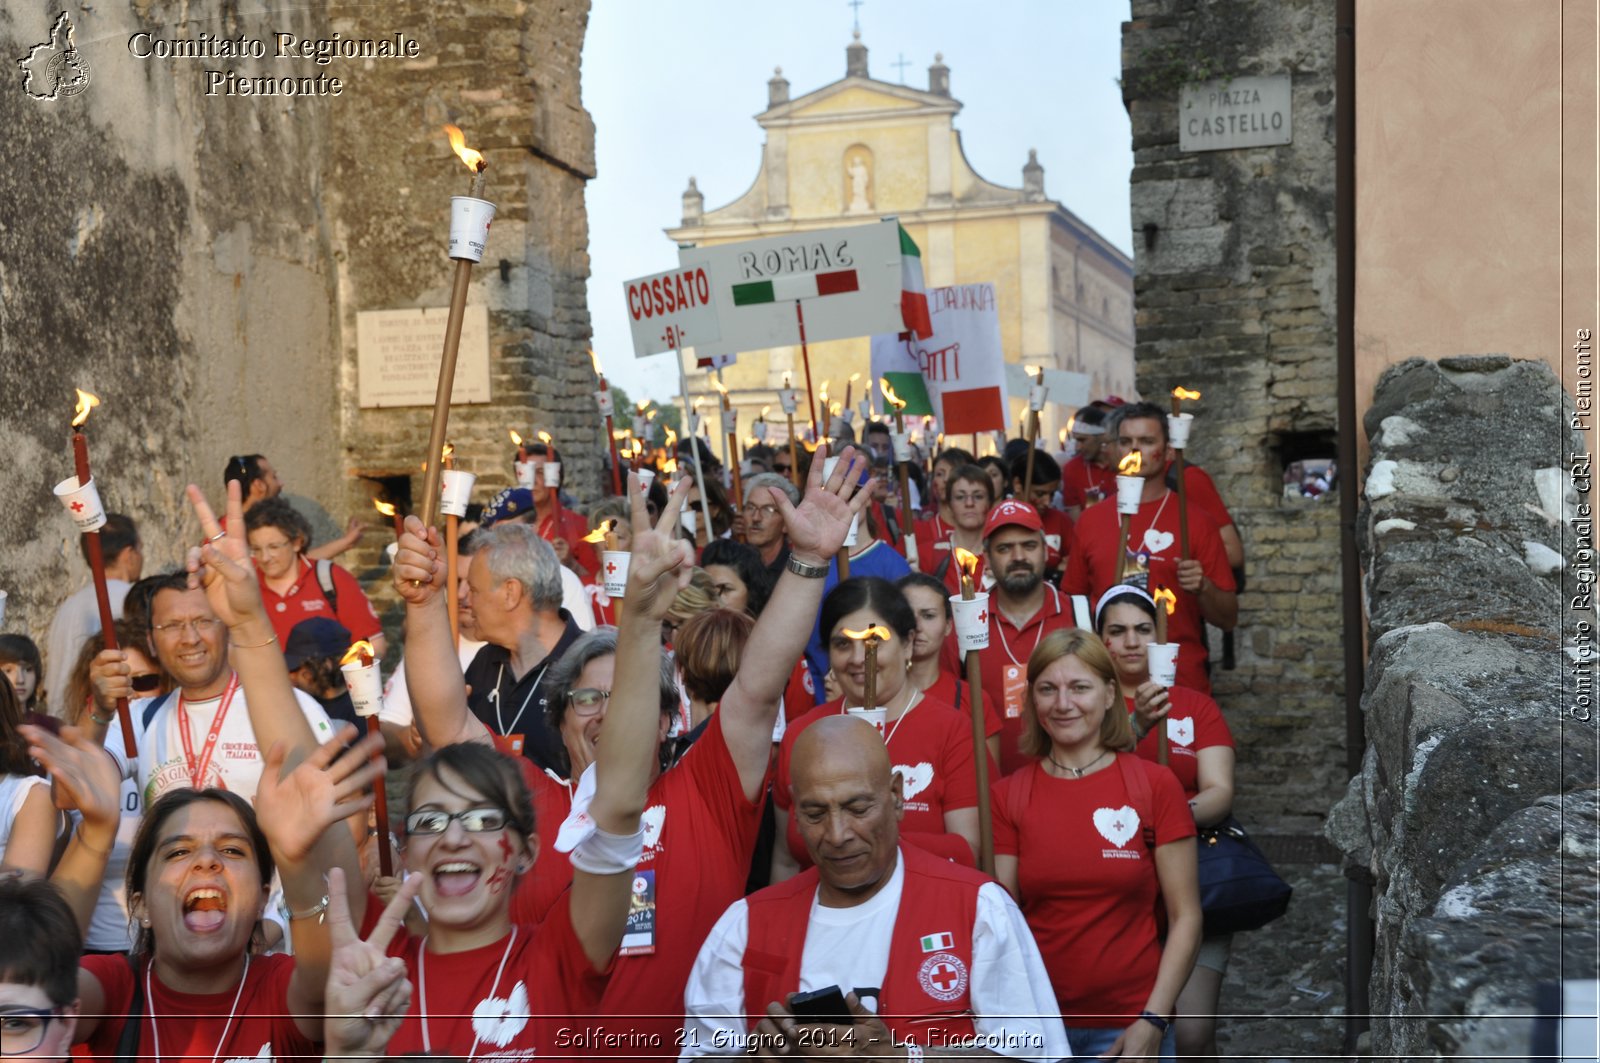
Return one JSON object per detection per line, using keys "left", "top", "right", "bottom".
{"left": 0, "top": 394, "right": 1252, "bottom": 1063}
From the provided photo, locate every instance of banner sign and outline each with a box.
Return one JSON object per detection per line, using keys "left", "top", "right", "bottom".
{"left": 680, "top": 220, "right": 904, "bottom": 357}
{"left": 870, "top": 283, "right": 1009, "bottom": 435}
{"left": 622, "top": 265, "right": 723, "bottom": 357}
{"left": 1003, "top": 364, "right": 1091, "bottom": 409}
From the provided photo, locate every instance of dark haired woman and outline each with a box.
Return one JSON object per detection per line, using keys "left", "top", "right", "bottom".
{"left": 0, "top": 675, "right": 54, "bottom": 875}
{"left": 911, "top": 445, "right": 974, "bottom": 566}
{"left": 772, "top": 577, "right": 984, "bottom": 883}
{"left": 393, "top": 454, "right": 870, "bottom": 1056}
{"left": 245, "top": 497, "right": 386, "bottom": 657}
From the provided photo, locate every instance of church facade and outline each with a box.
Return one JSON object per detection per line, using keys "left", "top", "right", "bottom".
{"left": 666, "top": 36, "right": 1135, "bottom": 448}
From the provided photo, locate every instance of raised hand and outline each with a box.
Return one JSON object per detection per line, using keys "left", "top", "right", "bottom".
{"left": 624, "top": 471, "right": 696, "bottom": 622}
{"left": 184, "top": 481, "right": 266, "bottom": 630}
{"left": 777, "top": 444, "right": 873, "bottom": 564}
{"left": 392, "top": 515, "right": 446, "bottom": 607}
{"left": 19, "top": 725, "right": 121, "bottom": 833}
{"left": 254, "top": 724, "right": 385, "bottom": 865}
{"left": 322, "top": 866, "right": 420, "bottom": 1061}
{"left": 86, "top": 648, "right": 131, "bottom": 713}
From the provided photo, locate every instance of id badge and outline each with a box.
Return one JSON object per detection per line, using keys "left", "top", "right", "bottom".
{"left": 1002, "top": 665, "right": 1028, "bottom": 720}
{"left": 620, "top": 869, "right": 657, "bottom": 956}
{"left": 491, "top": 733, "right": 525, "bottom": 757}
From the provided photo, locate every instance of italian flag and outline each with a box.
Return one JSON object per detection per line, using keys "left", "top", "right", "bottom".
{"left": 881, "top": 369, "right": 934, "bottom": 416}
{"left": 731, "top": 269, "right": 859, "bottom": 305}
{"left": 919, "top": 931, "right": 954, "bottom": 953}
{"left": 899, "top": 225, "right": 933, "bottom": 340}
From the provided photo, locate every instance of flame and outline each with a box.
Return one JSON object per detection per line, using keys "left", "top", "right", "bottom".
{"left": 663, "top": 458, "right": 678, "bottom": 474}
{"left": 954, "top": 547, "right": 980, "bottom": 577}
{"left": 879, "top": 379, "right": 904, "bottom": 409}
{"left": 840, "top": 625, "right": 893, "bottom": 642}
{"left": 1024, "top": 365, "right": 1040, "bottom": 377}
{"left": 582, "top": 519, "right": 615, "bottom": 544}
{"left": 72, "top": 388, "right": 101, "bottom": 428}
{"left": 441, "top": 442, "right": 454, "bottom": 461}
{"left": 509, "top": 429, "right": 523, "bottom": 446}
{"left": 1172, "top": 386, "right": 1202, "bottom": 402}
{"left": 848, "top": 372, "right": 860, "bottom": 384}
{"left": 588, "top": 348, "right": 601, "bottom": 373}
{"left": 761, "top": 405, "right": 772, "bottom": 419}
{"left": 711, "top": 376, "right": 729, "bottom": 396}
{"left": 631, "top": 439, "right": 643, "bottom": 456}
{"left": 1152, "top": 586, "right": 1178, "bottom": 616}
{"left": 537, "top": 431, "right": 553, "bottom": 446}
{"left": 339, "top": 640, "right": 376, "bottom": 667}
{"left": 1118, "top": 451, "right": 1143, "bottom": 476}
{"left": 1066, "top": 414, "right": 1076, "bottom": 433}
{"left": 664, "top": 426, "right": 677, "bottom": 447}
{"left": 637, "top": 399, "right": 651, "bottom": 413}
{"left": 373, "top": 500, "right": 396, "bottom": 518}
{"left": 818, "top": 380, "right": 829, "bottom": 402}
{"left": 443, "top": 125, "right": 485, "bottom": 173}
{"left": 1059, "top": 428, "right": 1069, "bottom": 446}
{"left": 830, "top": 401, "right": 842, "bottom": 416}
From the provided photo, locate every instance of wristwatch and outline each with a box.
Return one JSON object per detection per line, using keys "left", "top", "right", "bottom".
{"left": 787, "top": 554, "right": 829, "bottom": 579}
{"left": 1138, "top": 1010, "right": 1171, "bottom": 1033}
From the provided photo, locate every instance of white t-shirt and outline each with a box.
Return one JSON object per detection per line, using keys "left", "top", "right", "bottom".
{"left": 45, "top": 579, "right": 130, "bottom": 718}
{"left": 378, "top": 637, "right": 485, "bottom": 728}
{"left": 560, "top": 566, "right": 596, "bottom": 631}
{"left": 0, "top": 774, "right": 49, "bottom": 862}
{"left": 106, "top": 680, "right": 335, "bottom": 807}
{"left": 681, "top": 849, "right": 1070, "bottom": 1062}
{"left": 82, "top": 778, "right": 141, "bottom": 952}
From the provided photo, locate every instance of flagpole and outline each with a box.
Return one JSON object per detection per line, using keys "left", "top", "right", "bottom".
{"left": 676, "top": 349, "right": 717, "bottom": 542}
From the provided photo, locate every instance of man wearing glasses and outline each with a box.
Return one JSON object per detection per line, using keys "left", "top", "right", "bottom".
{"left": 740, "top": 472, "right": 800, "bottom": 582}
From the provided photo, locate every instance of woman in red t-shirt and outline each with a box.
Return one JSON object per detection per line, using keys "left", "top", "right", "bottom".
{"left": 772, "top": 577, "right": 983, "bottom": 881}
{"left": 1097, "top": 586, "right": 1236, "bottom": 1061}
{"left": 245, "top": 498, "right": 386, "bottom": 656}
{"left": 896, "top": 572, "right": 1001, "bottom": 764}
{"left": 992, "top": 629, "right": 1200, "bottom": 1062}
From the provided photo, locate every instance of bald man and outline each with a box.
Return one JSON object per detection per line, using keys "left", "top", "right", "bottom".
{"left": 681, "top": 717, "right": 1069, "bottom": 1062}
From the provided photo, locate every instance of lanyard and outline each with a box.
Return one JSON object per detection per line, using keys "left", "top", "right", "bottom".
{"left": 178, "top": 672, "right": 240, "bottom": 790}
{"left": 420, "top": 927, "right": 518, "bottom": 1059}
{"left": 491, "top": 661, "right": 550, "bottom": 737}
{"left": 994, "top": 585, "right": 1063, "bottom": 667}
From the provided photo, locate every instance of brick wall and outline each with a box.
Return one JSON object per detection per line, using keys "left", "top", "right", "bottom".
{"left": 1121, "top": 0, "right": 1343, "bottom": 830}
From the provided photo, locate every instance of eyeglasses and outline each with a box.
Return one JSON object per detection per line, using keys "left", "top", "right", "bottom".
{"left": 951, "top": 492, "right": 990, "bottom": 505}
{"left": 567, "top": 688, "right": 611, "bottom": 716}
{"left": 0, "top": 1007, "right": 64, "bottom": 1055}
{"left": 405, "top": 807, "right": 509, "bottom": 835}
{"left": 742, "top": 503, "right": 780, "bottom": 519}
{"left": 151, "top": 617, "right": 224, "bottom": 638}
{"left": 248, "top": 540, "right": 294, "bottom": 557}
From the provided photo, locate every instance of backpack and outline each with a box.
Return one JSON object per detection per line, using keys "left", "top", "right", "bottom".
{"left": 315, "top": 558, "right": 339, "bottom": 614}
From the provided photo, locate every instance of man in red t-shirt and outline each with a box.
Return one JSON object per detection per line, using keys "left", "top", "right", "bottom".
{"left": 975, "top": 500, "right": 1075, "bottom": 776}
{"left": 1063, "top": 403, "right": 1237, "bottom": 693}
{"left": 1059, "top": 407, "right": 1117, "bottom": 519}
{"left": 1009, "top": 448, "right": 1075, "bottom": 579}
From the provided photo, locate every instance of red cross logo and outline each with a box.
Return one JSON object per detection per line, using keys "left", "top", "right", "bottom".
{"left": 70, "top": 501, "right": 85, "bottom": 513}
{"left": 928, "top": 962, "right": 959, "bottom": 992}
{"left": 976, "top": 609, "right": 987, "bottom": 624}
{"left": 606, "top": 561, "right": 618, "bottom": 575}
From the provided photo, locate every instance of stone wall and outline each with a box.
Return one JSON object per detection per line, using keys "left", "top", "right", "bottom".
{"left": 1326, "top": 356, "right": 1597, "bottom": 1057}
{"left": 1120, "top": 0, "right": 1343, "bottom": 829}
{"left": 0, "top": 2, "right": 596, "bottom": 661}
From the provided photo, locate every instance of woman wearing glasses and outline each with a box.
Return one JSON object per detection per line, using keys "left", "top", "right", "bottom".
{"left": 244, "top": 498, "right": 387, "bottom": 657}
{"left": 394, "top": 453, "right": 871, "bottom": 1057}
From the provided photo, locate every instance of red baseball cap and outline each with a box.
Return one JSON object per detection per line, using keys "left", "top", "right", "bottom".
{"left": 982, "top": 499, "right": 1043, "bottom": 541}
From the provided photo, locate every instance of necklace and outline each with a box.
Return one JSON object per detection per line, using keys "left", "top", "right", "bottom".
{"left": 996, "top": 586, "right": 1062, "bottom": 667}
{"left": 1048, "top": 748, "right": 1109, "bottom": 778}
{"left": 419, "top": 926, "right": 519, "bottom": 1060}
{"left": 146, "top": 952, "right": 251, "bottom": 1063}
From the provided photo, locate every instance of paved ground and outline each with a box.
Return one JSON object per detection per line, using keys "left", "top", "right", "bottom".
{"left": 1212, "top": 856, "right": 1350, "bottom": 1061}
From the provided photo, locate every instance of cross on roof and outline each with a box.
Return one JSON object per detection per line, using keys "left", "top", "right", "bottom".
{"left": 891, "top": 53, "right": 911, "bottom": 82}
{"left": 848, "top": 0, "right": 864, "bottom": 34}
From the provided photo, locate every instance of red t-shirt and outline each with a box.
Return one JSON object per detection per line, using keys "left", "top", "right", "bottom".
{"left": 912, "top": 515, "right": 953, "bottom": 578}
{"left": 993, "top": 757, "right": 1195, "bottom": 1026}
{"left": 1130, "top": 686, "right": 1233, "bottom": 799}
{"left": 595, "top": 711, "right": 766, "bottom": 1054}
{"left": 922, "top": 668, "right": 1003, "bottom": 740}
{"left": 1062, "top": 491, "right": 1236, "bottom": 693}
{"left": 783, "top": 658, "right": 818, "bottom": 722}
{"left": 1060, "top": 455, "right": 1116, "bottom": 511}
{"left": 1179, "top": 465, "right": 1234, "bottom": 531}
{"left": 80, "top": 952, "right": 318, "bottom": 1063}
{"left": 975, "top": 585, "right": 1075, "bottom": 777}
{"left": 258, "top": 558, "right": 383, "bottom": 646}
{"left": 539, "top": 505, "right": 600, "bottom": 578}
{"left": 776, "top": 695, "right": 981, "bottom": 867}
{"left": 512, "top": 760, "right": 577, "bottom": 925}
{"left": 1039, "top": 505, "right": 1076, "bottom": 574}
{"left": 384, "top": 892, "right": 607, "bottom": 1059}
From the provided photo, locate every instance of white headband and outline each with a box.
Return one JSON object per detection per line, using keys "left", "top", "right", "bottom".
{"left": 1094, "top": 585, "right": 1158, "bottom": 627}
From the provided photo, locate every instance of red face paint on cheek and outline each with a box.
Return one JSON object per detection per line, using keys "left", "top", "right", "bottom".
{"left": 498, "top": 834, "right": 514, "bottom": 861}
{"left": 486, "top": 867, "right": 511, "bottom": 894}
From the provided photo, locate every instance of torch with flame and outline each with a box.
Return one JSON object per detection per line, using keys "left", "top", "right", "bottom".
{"left": 1152, "top": 586, "right": 1177, "bottom": 645}
{"left": 1118, "top": 451, "right": 1143, "bottom": 477}
{"left": 1171, "top": 385, "right": 1202, "bottom": 415}
{"left": 340, "top": 640, "right": 376, "bottom": 669}
{"left": 583, "top": 518, "right": 619, "bottom": 551}
{"left": 841, "top": 624, "right": 893, "bottom": 710}
{"left": 72, "top": 388, "right": 100, "bottom": 428}
{"left": 954, "top": 547, "right": 981, "bottom": 600}
{"left": 444, "top": 123, "right": 487, "bottom": 194}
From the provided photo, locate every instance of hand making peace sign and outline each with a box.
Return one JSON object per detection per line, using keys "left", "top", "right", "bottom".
{"left": 624, "top": 470, "right": 697, "bottom": 622}
{"left": 183, "top": 480, "right": 268, "bottom": 630}
{"left": 322, "top": 865, "right": 421, "bottom": 1060}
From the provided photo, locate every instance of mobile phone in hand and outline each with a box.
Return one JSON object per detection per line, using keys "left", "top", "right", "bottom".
{"left": 788, "top": 985, "right": 852, "bottom": 1025}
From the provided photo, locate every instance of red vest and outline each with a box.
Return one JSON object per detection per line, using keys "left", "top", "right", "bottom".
{"left": 742, "top": 845, "right": 985, "bottom": 1044}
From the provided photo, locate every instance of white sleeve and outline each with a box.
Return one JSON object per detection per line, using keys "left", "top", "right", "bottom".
{"left": 102, "top": 705, "right": 138, "bottom": 783}
{"left": 378, "top": 657, "right": 416, "bottom": 727}
{"left": 292, "top": 690, "right": 338, "bottom": 743}
{"left": 969, "top": 882, "right": 1072, "bottom": 1063}
{"left": 561, "top": 567, "right": 596, "bottom": 631}
{"left": 681, "top": 898, "right": 753, "bottom": 1059}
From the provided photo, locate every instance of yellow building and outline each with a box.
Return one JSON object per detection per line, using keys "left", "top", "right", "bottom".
{"left": 666, "top": 35, "right": 1135, "bottom": 450}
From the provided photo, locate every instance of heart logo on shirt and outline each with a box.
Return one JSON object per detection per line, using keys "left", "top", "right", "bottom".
{"left": 1168, "top": 717, "right": 1195, "bottom": 746}
{"left": 472, "top": 981, "right": 530, "bottom": 1047}
{"left": 895, "top": 762, "right": 935, "bottom": 801}
{"left": 640, "top": 804, "right": 666, "bottom": 850}
{"left": 1093, "top": 806, "right": 1140, "bottom": 849}
{"left": 222, "top": 1046, "right": 272, "bottom": 1063}
{"left": 1142, "top": 529, "right": 1176, "bottom": 556}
